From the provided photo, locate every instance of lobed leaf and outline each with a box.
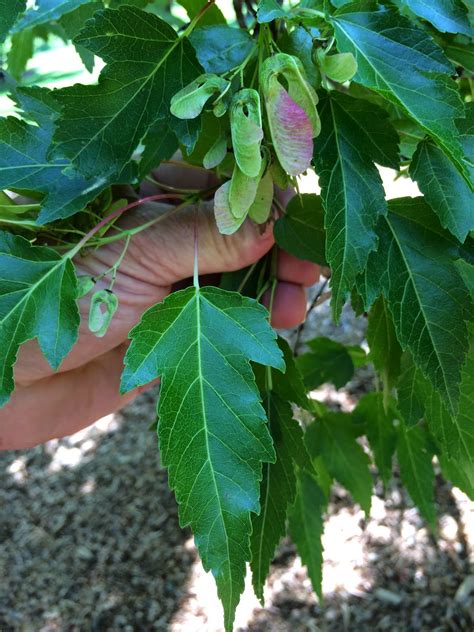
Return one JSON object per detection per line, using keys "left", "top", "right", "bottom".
{"left": 353, "top": 393, "right": 397, "bottom": 486}
{"left": 313, "top": 91, "right": 399, "bottom": 317}
{"left": 306, "top": 413, "right": 373, "bottom": 514}
{"left": 289, "top": 468, "right": 326, "bottom": 600}
{"left": 250, "top": 393, "right": 310, "bottom": 603}
{"left": 0, "top": 232, "right": 79, "bottom": 406}
{"left": 396, "top": 419, "right": 436, "bottom": 530}
{"left": 53, "top": 6, "right": 202, "bottom": 178}
{"left": 358, "top": 197, "right": 473, "bottom": 415}
{"left": 332, "top": 6, "right": 468, "bottom": 182}
{"left": 0, "top": 88, "right": 109, "bottom": 224}
{"left": 121, "top": 286, "right": 284, "bottom": 631}
{"left": 274, "top": 194, "right": 327, "bottom": 266}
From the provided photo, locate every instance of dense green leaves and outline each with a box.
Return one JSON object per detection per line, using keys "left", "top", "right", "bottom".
{"left": 396, "top": 420, "right": 436, "bottom": 529}
{"left": 0, "top": 232, "right": 79, "bottom": 406}
{"left": 190, "top": 25, "right": 256, "bottom": 73}
{"left": 289, "top": 468, "right": 327, "bottom": 599}
{"left": 0, "top": 0, "right": 25, "bottom": 42}
{"left": 313, "top": 91, "right": 399, "bottom": 317}
{"left": 12, "top": 0, "right": 92, "bottom": 32}
{"left": 121, "top": 286, "right": 284, "bottom": 631}
{"left": 297, "top": 337, "right": 356, "bottom": 390}
{"left": 53, "top": 6, "right": 202, "bottom": 178}
{"left": 353, "top": 393, "right": 397, "bottom": 486}
{"left": 402, "top": 0, "right": 473, "bottom": 35}
{"left": 410, "top": 139, "right": 474, "bottom": 242}
{"left": 0, "top": 88, "right": 108, "bottom": 223}
{"left": 250, "top": 394, "right": 309, "bottom": 602}
{"left": 306, "top": 413, "right": 373, "bottom": 513}
{"left": 1, "top": 1, "right": 473, "bottom": 625}
{"left": 367, "top": 297, "right": 402, "bottom": 391}
{"left": 274, "top": 194, "right": 327, "bottom": 266}
{"left": 359, "top": 198, "right": 473, "bottom": 415}
{"left": 332, "top": 6, "right": 468, "bottom": 181}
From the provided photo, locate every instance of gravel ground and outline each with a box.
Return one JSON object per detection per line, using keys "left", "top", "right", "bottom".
{"left": 1, "top": 294, "right": 473, "bottom": 631}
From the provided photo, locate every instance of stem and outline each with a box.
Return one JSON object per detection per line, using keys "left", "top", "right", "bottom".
{"left": 237, "top": 261, "right": 258, "bottom": 294}
{"left": 65, "top": 193, "right": 186, "bottom": 260}
{"left": 109, "top": 233, "right": 131, "bottom": 291}
{"left": 182, "top": 0, "right": 216, "bottom": 37}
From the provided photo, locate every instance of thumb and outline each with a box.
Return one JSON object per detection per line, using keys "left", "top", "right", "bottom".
{"left": 125, "top": 200, "right": 275, "bottom": 287}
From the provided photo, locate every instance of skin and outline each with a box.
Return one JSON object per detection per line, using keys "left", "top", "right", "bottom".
{"left": 0, "top": 165, "right": 319, "bottom": 450}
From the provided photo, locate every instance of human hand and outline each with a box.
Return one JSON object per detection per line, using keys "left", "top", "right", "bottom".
{"left": 0, "top": 165, "right": 319, "bottom": 450}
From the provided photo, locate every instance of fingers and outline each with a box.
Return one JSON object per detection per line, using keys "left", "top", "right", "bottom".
{"left": 263, "top": 282, "right": 307, "bottom": 329}
{"left": 0, "top": 345, "right": 153, "bottom": 451}
{"left": 128, "top": 202, "right": 275, "bottom": 287}
{"left": 278, "top": 250, "right": 320, "bottom": 287}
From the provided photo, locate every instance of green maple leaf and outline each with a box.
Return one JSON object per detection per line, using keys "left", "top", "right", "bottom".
{"left": 274, "top": 194, "right": 327, "bottom": 266}
{"left": 0, "top": 232, "right": 79, "bottom": 406}
{"left": 353, "top": 393, "right": 397, "bottom": 486}
{"left": 289, "top": 468, "right": 327, "bottom": 600}
{"left": 359, "top": 197, "right": 473, "bottom": 415}
{"left": 296, "top": 337, "right": 356, "bottom": 390}
{"left": 401, "top": 0, "right": 473, "bottom": 36}
{"left": 52, "top": 6, "right": 202, "bottom": 179}
{"left": 313, "top": 92, "right": 399, "bottom": 317}
{"left": 0, "top": 0, "right": 25, "bottom": 42}
{"left": 396, "top": 419, "right": 436, "bottom": 530}
{"left": 332, "top": 6, "right": 469, "bottom": 182}
{"left": 305, "top": 413, "right": 373, "bottom": 514}
{"left": 177, "top": 0, "right": 226, "bottom": 26}
{"left": 0, "top": 87, "right": 109, "bottom": 224}
{"left": 250, "top": 393, "right": 311, "bottom": 603}
{"left": 189, "top": 25, "right": 257, "bottom": 74}
{"left": 410, "top": 139, "right": 474, "bottom": 243}
{"left": 254, "top": 337, "right": 311, "bottom": 410}
{"left": 367, "top": 296, "right": 402, "bottom": 391}
{"left": 121, "top": 286, "right": 284, "bottom": 631}
{"left": 398, "top": 345, "right": 474, "bottom": 489}
{"left": 11, "top": 0, "right": 93, "bottom": 32}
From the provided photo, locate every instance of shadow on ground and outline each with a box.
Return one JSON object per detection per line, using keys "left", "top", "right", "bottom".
{"left": 1, "top": 388, "right": 473, "bottom": 632}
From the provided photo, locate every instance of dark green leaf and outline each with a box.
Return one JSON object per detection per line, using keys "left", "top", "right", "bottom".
{"left": 53, "top": 7, "right": 202, "bottom": 178}
{"left": 396, "top": 419, "right": 436, "bottom": 529}
{"left": 12, "top": 0, "right": 92, "bottom": 32}
{"left": 306, "top": 413, "right": 373, "bottom": 513}
{"left": 410, "top": 139, "right": 474, "bottom": 242}
{"left": 257, "top": 0, "right": 287, "bottom": 23}
{"left": 0, "top": 232, "right": 79, "bottom": 406}
{"left": 358, "top": 197, "right": 473, "bottom": 415}
{"left": 6, "top": 28, "right": 34, "bottom": 80}
{"left": 271, "top": 337, "right": 312, "bottom": 410}
{"left": 190, "top": 25, "right": 256, "bottom": 74}
{"left": 439, "top": 454, "right": 474, "bottom": 500}
{"left": 332, "top": 7, "right": 468, "bottom": 182}
{"left": 279, "top": 27, "right": 320, "bottom": 87}
{"left": 0, "top": 0, "right": 26, "bottom": 43}
{"left": 59, "top": 2, "right": 104, "bottom": 73}
{"left": 353, "top": 393, "right": 397, "bottom": 486}
{"left": 121, "top": 286, "right": 284, "bottom": 631}
{"left": 289, "top": 468, "right": 326, "bottom": 599}
{"left": 274, "top": 194, "right": 327, "bottom": 266}
{"left": 398, "top": 334, "right": 474, "bottom": 488}
{"left": 313, "top": 91, "right": 399, "bottom": 317}
{"left": 401, "top": 0, "right": 473, "bottom": 36}
{"left": 0, "top": 88, "right": 109, "bottom": 224}
{"left": 367, "top": 296, "right": 402, "bottom": 390}
{"left": 177, "top": 0, "right": 226, "bottom": 26}
{"left": 296, "top": 337, "right": 355, "bottom": 390}
{"left": 250, "top": 394, "right": 310, "bottom": 603}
